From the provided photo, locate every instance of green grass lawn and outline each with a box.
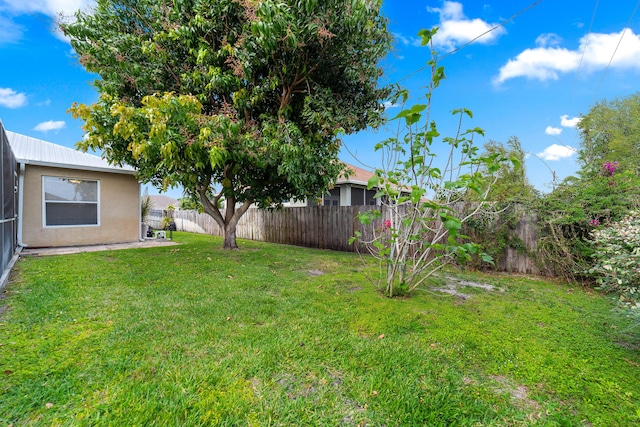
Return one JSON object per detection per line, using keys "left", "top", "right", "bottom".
{"left": 1, "top": 232, "right": 639, "bottom": 426}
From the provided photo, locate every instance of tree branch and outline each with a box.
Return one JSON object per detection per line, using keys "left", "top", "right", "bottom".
{"left": 197, "top": 175, "right": 225, "bottom": 229}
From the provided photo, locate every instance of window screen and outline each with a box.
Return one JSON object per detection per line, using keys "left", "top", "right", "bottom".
{"left": 351, "top": 188, "right": 365, "bottom": 205}
{"left": 323, "top": 188, "right": 340, "bottom": 206}
{"left": 365, "top": 189, "right": 377, "bottom": 206}
{"left": 43, "top": 177, "right": 99, "bottom": 226}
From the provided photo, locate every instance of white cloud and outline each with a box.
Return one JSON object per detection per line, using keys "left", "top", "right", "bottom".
{"left": 393, "top": 32, "right": 412, "bottom": 46}
{"left": 427, "top": 1, "right": 506, "bottom": 50}
{"left": 0, "top": 15, "right": 24, "bottom": 44}
{"left": 2, "top": 0, "right": 90, "bottom": 16}
{"left": 560, "top": 115, "right": 582, "bottom": 127}
{"left": 495, "top": 47, "right": 580, "bottom": 83}
{"left": 535, "top": 33, "right": 562, "bottom": 48}
{"left": 1, "top": 0, "right": 92, "bottom": 42}
{"left": 496, "top": 29, "right": 640, "bottom": 83}
{"left": 0, "top": 88, "right": 27, "bottom": 108}
{"left": 383, "top": 101, "right": 400, "bottom": 109}
{"left": 33, "top": 120, "right": 66, "bottom": 132}
{"left": 545, "top": 126, "right": 562, "bottom": 136}
{"left": 537, "top": 144, "right": 577, "bottom": 161}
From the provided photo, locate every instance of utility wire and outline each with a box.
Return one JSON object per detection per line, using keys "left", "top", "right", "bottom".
{"left": 570, "top": 0, "right": 600, "bottom": 111}
{"left": 397, "top": 0, "right": 544, "bottom": 84}
{"left": 591, "top": 0, "right": 640, "bottom": 104}
{"left": 343, "top": 1, "right": 544, "bottom": 176}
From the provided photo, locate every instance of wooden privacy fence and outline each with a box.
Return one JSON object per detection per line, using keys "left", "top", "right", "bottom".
{"left": 153, "top": 205, "right": 540, "bottom": 274}
{"left": 157, "top": 206, "right": 380, "bottom": 252}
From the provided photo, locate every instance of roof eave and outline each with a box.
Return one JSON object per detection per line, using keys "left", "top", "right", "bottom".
{"left": 18, "top": 159, "right": 137, "bottom": 176}
{"left": 336, "top": 180, "right": 369, "bottom": 187}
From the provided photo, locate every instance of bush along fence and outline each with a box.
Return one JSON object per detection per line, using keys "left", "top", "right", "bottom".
{"left": 459, "top": 203, "right": 541, "bottom": 275}
{"left": 147, "top": 204, "right": 540, "bottom": 274}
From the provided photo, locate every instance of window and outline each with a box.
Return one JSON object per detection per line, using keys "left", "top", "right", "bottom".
{"left": 43, "top": 177, "right": 99, "bottom": 227}
{"left": 351, "top": 188, "right": 365, "bottom": 205}
{"left": 365, "top": 189, "right": 377, "bottom": 206}
{"left": 323, "top": 188, "right": 340, "bottom": 206}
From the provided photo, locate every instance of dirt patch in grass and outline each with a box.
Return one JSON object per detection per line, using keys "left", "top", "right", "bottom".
{"left": 432, "top": 276, "right": 504, "bottom": 300}
{"left": 464, "top": 375, "right": 543, "bottom": 421}
{"left": 488, "top": 375, "right": 544, "bottom": 421}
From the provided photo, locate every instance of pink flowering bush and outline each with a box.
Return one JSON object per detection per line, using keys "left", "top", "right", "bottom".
{"left": 589, "top": 211, "right": 640, "bottom": 318}
{"left": 602, "top": 161, "right": 618, "bottom": 177}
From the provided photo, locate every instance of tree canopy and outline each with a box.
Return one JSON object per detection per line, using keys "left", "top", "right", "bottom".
{"left": 62, "top": 0, "right": 391, "bottom": 248}
{"left": 577, "top": 92, "right": 640, "bottom": 177}
{"left": 480, "top": 137, "right": 536, "bottom": 202}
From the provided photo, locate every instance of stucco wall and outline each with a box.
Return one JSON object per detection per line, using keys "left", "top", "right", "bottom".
{"left": 21, "top": 165, "right": 140, "bottom": 247}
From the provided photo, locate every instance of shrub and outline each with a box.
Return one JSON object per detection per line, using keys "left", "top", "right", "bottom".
{"left": 350, "top": 28, "right": 505, "bottom": 297}
{"left": 140, "top": 188, "right": 154, "bottom": 223}
{"left": 589, "top": 212, "right": 640, "bottom": 321}
{"left": 161, "top": 216, "right": 173, "bottom": 230}
{"left": 535, "top": 169, "right": 640, "bottom": 280}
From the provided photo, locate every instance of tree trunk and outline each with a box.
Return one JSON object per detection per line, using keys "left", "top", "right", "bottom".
{"left": 197, "top": 172, "right": 253, "bottom": 250}
{"left": 223, "top": 225, "right": 239, "bottom": 250}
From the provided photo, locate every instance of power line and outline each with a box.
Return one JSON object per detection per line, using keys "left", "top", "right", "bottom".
{"left": 397, "top": 0, "right": 544, "bottom": 84}
{"left": 440, "top": 0, "right": 543, "bottom": 61}
{"left": 570, "top": 0, "right": 600, "bottom": 111}
{"left": 591, "top": 0, "right": 640, "bottom": 104}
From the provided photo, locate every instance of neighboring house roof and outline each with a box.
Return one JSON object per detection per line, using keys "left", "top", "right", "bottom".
{"left": 339, "top": 162, "right": 412, "bottom": 196}
{"left": 337, "top": 162, "right": 376, "bottom": 187}
{"left": 148, "top": 195, "right": 179, "bottom": 210}
{"left": 6, "top": 131, "right": 136, "bottom": 175}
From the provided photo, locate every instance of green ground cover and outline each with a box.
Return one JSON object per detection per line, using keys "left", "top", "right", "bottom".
{"left": 1, "top": 233, "right": 639, "bottom": 426}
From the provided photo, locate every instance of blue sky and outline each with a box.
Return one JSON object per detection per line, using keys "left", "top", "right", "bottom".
{"left": 1, "top": 0, "right": 640, "bottom": 199}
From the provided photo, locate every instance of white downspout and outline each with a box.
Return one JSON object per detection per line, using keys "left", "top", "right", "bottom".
{"left": 17, "top": 162, "right": 27, "bottom": 247}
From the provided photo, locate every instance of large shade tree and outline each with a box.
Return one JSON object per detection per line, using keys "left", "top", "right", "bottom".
{"left": 62, "top": 0, "right": 391, "bottom": 248}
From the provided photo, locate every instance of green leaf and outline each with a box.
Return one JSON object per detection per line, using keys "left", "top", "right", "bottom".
{"left": 481, "top": 253, "right": 495, "bottom": 265}
{"left": 367, "top": 175, "right": 380, "bottom": 190}
{"left": 445, "top": 219, "right": 462, "bottom": 231}
{"left": 410, "top": 186, "right": 425, "bottom": 204}
{"left": 433, "top": 66, "right": 446, "bottom": 88}
{"left": 417, "top": 27, "right": 438, "bottom": 46}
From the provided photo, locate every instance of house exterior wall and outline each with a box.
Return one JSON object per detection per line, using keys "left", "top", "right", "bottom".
{"left": 21, "top": 165, "right": 140, "bottom": 247}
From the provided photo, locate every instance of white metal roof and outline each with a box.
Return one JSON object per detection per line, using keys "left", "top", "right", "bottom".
{"left": 6, "top": 131, "right": 136, "bottom": 175}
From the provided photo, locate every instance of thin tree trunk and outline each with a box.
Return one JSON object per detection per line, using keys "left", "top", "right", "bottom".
{"left": 223, "top": 225, "right": 238, "bottom": 250}
{"left": 197, "top": 173, "right": 254, "bottom": 250}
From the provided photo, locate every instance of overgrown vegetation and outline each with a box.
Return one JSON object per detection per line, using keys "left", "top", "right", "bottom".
{"left": 461, "top": 203, "right": 528, "bottom": 270}
{"left": 456, "top": 92, "right": 640, "bottom": 328}
{"left": 1, "top": 233, "right": 639, "bottom": 425}
{"left": 532, "top": 92, "right": 640, "bottom": 281}
{"left": 534, "top": 166, "right": 640, "bottom": 280}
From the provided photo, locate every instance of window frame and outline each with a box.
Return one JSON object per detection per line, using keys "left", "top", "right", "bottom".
{"left": 42, "top": 176, "right": 100, "bottom": 228}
